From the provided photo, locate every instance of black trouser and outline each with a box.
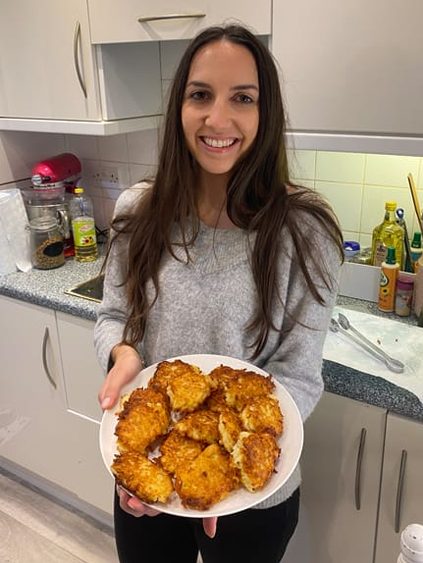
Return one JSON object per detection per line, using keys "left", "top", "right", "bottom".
{"left": 113, "top": 488, "right": 300, "bottom": 563}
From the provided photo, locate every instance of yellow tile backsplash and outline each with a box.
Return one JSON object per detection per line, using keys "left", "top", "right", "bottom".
{"left": 288, "top": 150, "right": 423, "bottom": 245}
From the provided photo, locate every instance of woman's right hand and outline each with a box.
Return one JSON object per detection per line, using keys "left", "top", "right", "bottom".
{"left": 98, "top": 344, "right": 144, "bottom": 410}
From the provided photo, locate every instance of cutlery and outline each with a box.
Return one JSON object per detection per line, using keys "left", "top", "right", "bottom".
{"left": 330, "top": 317, "right": 405, "bottom": 374}
{"left": 407, "top": 173, "right": 423, "bottom": 233}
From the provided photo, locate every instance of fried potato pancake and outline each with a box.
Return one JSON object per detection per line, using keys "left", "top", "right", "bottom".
{"left": 159, "top": 430, "right": 204, "bottom": 476}
{"left": 112, "top": 452, "right": 173, "bottom": 504}
{"left": 166, "top": 363, "right": 211, "bottom": 412}
{"left": 175, "top": 444, "right": 239, "bottom": 510}
{"left": 115, "top": 387, "right": 170, "bottom": 453}
{"left": 240, "top": 395, "right": 284, "bottom": 437}
{"left": 174, "top": 409, "right": 220, "bottom": 444}
{"left": 232, "top": 431, "right": 280, "bottom": 492}
{"left": 208, "top": 365, "right": 241, "bottom": 390}
{"left": 205, "top": 388, "right": 229, "bottom": 413}
{"left": 148, "top": 359, "right": 191, "bottom": 393}
{"left": 223, "top": 372, "right": 275, "bottom": 411}
{"left": 219, "top": 409, "right": 243, "bottom": 453}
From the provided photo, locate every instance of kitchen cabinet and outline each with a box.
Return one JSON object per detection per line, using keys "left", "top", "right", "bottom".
{"left": 284, "top": 393, "right": 423, "bottom": 563}
{"left": 272, "top": 0, "right": 423, "bottom": 155}
{"left": 374, "top": 413, "right": 423, "bottom": 563}
{"left": 87, "top": 0, "right": 271, "bottom": 44}
{"left": 283, "top": 392, "right": 386, "bottom": 563}
{"left": 0, "top": 0, "right": 162, "bottom": 135}
{"left": 0, "top": 296, "right": 113, "bottom": 518}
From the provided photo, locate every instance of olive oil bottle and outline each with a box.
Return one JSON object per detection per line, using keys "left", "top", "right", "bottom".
{"left": 371, "top": 201, "right": 404, "bottom": 268}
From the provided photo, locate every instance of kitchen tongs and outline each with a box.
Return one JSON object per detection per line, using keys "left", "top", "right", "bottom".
{"left": 330, "top": 313, "right": 405, "bottom": 374}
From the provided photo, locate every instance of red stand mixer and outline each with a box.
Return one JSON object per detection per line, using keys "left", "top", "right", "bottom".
{"left": 23, "top": 153, "right": 82, "bottom": 257}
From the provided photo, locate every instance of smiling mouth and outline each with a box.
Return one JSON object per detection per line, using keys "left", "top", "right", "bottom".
{"left": 200, "top": 136, "right": 239, "bottom": 149}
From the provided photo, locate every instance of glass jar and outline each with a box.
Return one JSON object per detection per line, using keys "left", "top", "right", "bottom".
{"left": 28, "top": 216, "right": 65, "bottom": 270}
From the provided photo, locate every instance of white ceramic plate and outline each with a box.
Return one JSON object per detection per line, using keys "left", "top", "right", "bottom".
{"left": 99, "top": 354, "right": 304, "bottom": 518}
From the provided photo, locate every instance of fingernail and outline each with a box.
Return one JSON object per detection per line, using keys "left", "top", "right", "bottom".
{"left": 101, "top": 396, "right": 111, "bottom": 409}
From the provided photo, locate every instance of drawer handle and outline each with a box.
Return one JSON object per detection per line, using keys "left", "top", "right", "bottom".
{"left": 355, "top": 428, "right": 366, "bottom": 510}
{"left": 42, "top": 327, "right": 57, "bottom": 389}
{"left": 73, "top": 21, "right": 87, "bottom": 98}
{"left": 138, "top": 13, "right": 206, "bottom": 23}
{"left": 394, "top": 449, "right": 407, "bottom": 533}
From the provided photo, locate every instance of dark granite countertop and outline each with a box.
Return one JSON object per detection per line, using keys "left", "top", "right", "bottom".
{"left": 1, "top": 258, "right": 422, "bottom": 423}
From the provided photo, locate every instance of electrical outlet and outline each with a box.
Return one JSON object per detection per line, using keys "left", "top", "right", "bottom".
{"left": 99, "top": 163, "right": 130, "bottom": 190}
{"left": 100, "top": 164, "right": 120, "bottom": 188}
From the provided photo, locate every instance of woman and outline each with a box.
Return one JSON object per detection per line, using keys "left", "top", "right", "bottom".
{"left": 95, "top": 24, "right": 343, "bottom": 563}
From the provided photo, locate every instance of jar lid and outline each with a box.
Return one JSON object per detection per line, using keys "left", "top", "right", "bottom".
{"left": 29, "top": 216, "right": 59, "bottom": 231}
{"left": 343, "top": 241, "right": 360, "bottom": 251}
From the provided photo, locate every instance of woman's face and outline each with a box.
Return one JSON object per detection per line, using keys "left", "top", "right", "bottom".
{"left": 181, "top": 40, "right": 259, "bottom": 181}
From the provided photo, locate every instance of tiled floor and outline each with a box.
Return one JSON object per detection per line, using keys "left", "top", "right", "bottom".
{"left": 0, "top": 470, "right": 118, "bottom": 562}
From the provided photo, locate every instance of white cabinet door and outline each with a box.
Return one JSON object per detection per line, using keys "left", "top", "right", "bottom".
{"left": 56, "top": 312, "right": 104, "bottom": 422}
{"left": 283, "top": 392, "right": 386, "bottom": 563}
{"left": 272, "top": 0, "right": 423, "bottom": 137}
{"left": 88, "top": 0, "right": 271, "bottom": 43}
{"left": 0, "top": 296, "right": 66, "bottom": 479}
{"left": 374, "top": 413, "right": 423, "bottom": 563}
{"left": 0, "top": 0, "right": 100, "bottom": 120}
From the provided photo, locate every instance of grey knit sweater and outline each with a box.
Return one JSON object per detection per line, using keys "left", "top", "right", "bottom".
{"left": 94, "top": 183, "right": 341, "bottom": 508}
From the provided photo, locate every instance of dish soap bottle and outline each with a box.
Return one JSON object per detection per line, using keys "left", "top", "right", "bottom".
{"left": 69, "top": 187, "right": 98, "bottom": 262}
{"left": 371, "top": 201, "right": 404, "bottom": 269}
{"left": 378, "top": 246, "right": 399, "bottom": 312}
{"left": 410, "top": 232, "right": 422, "bottom": 273}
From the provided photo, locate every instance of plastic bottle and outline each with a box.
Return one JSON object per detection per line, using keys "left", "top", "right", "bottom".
{"left": 378, "top": 247, "right": 399, "bottom": 312}
{"left": 397, "top": 523, "right": 423, "bottom": 563}
{"left": 395, "top": 274, "right": 414, "bottom": 317}
{"left": 413, "top": 255, "right": 423, "bottom": 318}
{"left": 69, "top": 187, "right": 98, "bottom": 262}
{"left": 410, "top": 232, "right": 422, "bottom": 273}
{"left": 371, "top": 201, "right": 404, "bottom": 269}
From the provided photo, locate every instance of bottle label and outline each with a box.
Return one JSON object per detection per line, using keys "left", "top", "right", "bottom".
{"left": 378, "top": 267, "right": 397, "bottom": 312}
{"left": 72, "top": 218, "right": 97, "bottom": 247}
{"left": 374, "top": 241, "right": 387, "bottom": 267}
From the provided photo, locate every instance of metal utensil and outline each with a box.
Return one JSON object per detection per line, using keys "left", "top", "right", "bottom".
{"left": 330, "top": 318, "right": 405, "bottom": 374}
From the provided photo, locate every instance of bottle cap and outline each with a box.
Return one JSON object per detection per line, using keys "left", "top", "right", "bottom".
{"left": 74, "top": 187, "right": 84, "bottom": 194}
{"left": 385, "top": 201, "right": 397, "bottom": 211}
{"left": 343, "top": 240, "right": 360, "bottom": 259}
{"left": 411, "top": 232, "right": 422, "bottom": 249}
{"left": 386, "top": 247, "right": 397, "bottom": 265}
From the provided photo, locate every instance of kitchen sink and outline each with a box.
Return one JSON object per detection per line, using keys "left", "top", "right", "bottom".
{"left": 65, "top": 274, "right": 104, "bottom": 303}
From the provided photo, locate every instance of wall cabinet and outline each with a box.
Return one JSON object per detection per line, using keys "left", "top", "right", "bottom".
{"left": 283, "top": 392, "right": 423, "bottom": 563}
{"left": 87, "top": 0, "right": 271, "bottom": 44}
{"left": 0, "top": 296, "right": 113, "bottom": 518}
{"left": 272, "top": 0, "right": 423, "bottom": 155}
{"left": 0, "top": 0, "right": 162, "bottom": 135}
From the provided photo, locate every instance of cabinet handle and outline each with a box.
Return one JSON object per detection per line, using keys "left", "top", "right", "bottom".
{"left": 354, "top": 427, "right": 366, "bottom": 510}
{"left": 138, "top": 13, "right": 206, "bottom": 23}
{"left": 394, "top": 449, "right": 407, "bottom": 533}
{"left": 42, "top": 327, "right": 57, "bottom": 390}
{"left": 73, "top": 21, "right": 87, "bottom": 98}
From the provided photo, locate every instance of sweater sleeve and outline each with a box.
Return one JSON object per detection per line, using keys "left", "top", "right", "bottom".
{"left": 93, "top": 185, "right": 148, "bottom": 372}
{"left": 261, "top": 220, "right": 342, "bottom": 422}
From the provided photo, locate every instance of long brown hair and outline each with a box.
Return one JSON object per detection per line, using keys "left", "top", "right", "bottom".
{"left": 110, "top": 24, "right": 344, "bottom": 358}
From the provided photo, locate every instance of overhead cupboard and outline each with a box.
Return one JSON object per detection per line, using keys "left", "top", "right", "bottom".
{"left": 0, "top": 0, "right": 271, "bottom": 136}
{"left": 86, "top": 0, "right": 271, "bottom": 43}
{"left": 272, "top": 0, "right": 423, "bottom": 155}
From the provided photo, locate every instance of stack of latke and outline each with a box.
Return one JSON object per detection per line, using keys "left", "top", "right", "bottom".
{"left": 111, "top": 360, "right": 283, "bottom": 510}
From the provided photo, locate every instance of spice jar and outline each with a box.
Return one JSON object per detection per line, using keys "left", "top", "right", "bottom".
{"left": 29, "top": 216, "right": 65, "bottom": 270}
{"left": 395, "top": 274, "right": 414, "bottom": 317}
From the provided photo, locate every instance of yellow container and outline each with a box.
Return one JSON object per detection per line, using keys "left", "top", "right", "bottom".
{"left": 378, "top": 247, "right": 399, "bottom": 313}
{"left": 371, "top": 201, "right": 404, "bottom": 269}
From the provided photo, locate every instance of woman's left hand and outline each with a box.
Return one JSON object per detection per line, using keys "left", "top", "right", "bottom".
{"left": 117, "top": 486, "right": 218, "bottom": 538}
